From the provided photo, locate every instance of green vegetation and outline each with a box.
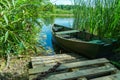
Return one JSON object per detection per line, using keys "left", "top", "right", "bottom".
{"left": 0, "top": 0, "right": 73, "bottom": 63}
{"left": 55, "top": 5, "right": 74, "bottom": 10}
{"left": 0, "top": 0, "right": 50, "bottom": 68}
{"left": 48, "top": 5, "right": 74, "bottom": 17}
{"left": 73, "top": 0, "right": 120, "bottom": 67}
{"left": 55, "top": 5, "right": 74, "bottom": 14}
{"left": 73, "top": 0, "right": 120, "bottom": 39}
{"left": 55, "top": 9, "right": 73, "bottom": 14}
{"left": 40, "top": 3, "right": 56, "bottom": 14}
{"left": 34, "top": 4, "right": 74, "bottom": 17}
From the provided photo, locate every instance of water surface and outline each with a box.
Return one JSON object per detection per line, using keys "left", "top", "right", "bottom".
{"left": 39, "top": 17, "right": 74, "bottom": 53}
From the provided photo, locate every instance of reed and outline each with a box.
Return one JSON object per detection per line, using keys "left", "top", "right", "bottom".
{"left": 73, "top": 0, "right": 120, "bottom": 39}
{"left": 0, "top": 0, "right": 46, "bottom": 58}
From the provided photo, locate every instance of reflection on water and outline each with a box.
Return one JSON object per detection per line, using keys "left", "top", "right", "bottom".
{"left": 54, "top": 18, "right": 73, "bottom": 28}
{"left": 39, "top": 17, "right": 74, "bottom": 53}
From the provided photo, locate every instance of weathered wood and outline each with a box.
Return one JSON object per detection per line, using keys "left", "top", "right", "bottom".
{"left": 33, "top": 58, "right": 87, "bottom": 68}
{"left": 29, "top": 76, "right": 87, "bottom": 80}
{"left": 56, "top": 30, "right": 79, "bottom": 35}
{"left": 29, "top": 52, "right": 120, "bottom": 80}
{"left": 31, "top": 54, "right": 82, "bottom": 68}
{"left": 45, "top": 66, "right": 117, "bottom": 80}
{"left": 31, "top": 54, "right": 86, "bottom": 61}
{"left": 29, "top": 58, "right": 109, "bottom": 75}
{"left": 32, "top": 57, "right": 75, "bottom": 65}
{"left": 32, "top": 57, "right": 87, "bottom": 68}
{"left": 32, "top": 56, "right": 75, "bottom": 62}
{"left": 31, "top": 54, "right": 71, "bottom": 59}
{"left": 31, "top": 54, "right": 87, "bottom": 68}
{"left": 77, "top": 77, "right": 87, "bottom": 80}
{"left": 90, "top": 72, "right": 120, "bottom": 80}
{"left": 29, "top": 75, "right": 36, "bottom": 80}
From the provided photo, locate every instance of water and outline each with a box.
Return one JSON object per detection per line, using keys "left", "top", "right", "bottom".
{"left": 39, "top": 17, "right": 74, "bottom": 53}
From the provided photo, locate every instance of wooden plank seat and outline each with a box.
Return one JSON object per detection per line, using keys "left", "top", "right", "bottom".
{"left": 56, "top": 30, "right": 79, "bottom": 35}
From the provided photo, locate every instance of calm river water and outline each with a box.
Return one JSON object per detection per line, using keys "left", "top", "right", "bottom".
{"left": 39, "top": 17, "right": 74, "bottom": 53}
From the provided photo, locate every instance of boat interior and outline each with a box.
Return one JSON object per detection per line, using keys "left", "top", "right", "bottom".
{"left": 53, "top": 25, "right": 116, "bottom": 44}
{"left": 56, "top": 30, "right": 115, "bottom": 44}
{"left": 56, "top": 30, "right": 97, "bottom": 41}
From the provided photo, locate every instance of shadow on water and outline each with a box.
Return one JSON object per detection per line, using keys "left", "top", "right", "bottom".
{"left": 39, "top": 17, "right": 74, "bottom": 55}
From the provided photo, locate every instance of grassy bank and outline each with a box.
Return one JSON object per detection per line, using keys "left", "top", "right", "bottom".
{"left": 55, "top": 9, "right": 73, "bottom": 14}
{"left": 43, "top": 9, "right": 73, "bottom": 17}
{"left": 50, "top": 9, "right": 73, "bottom": 17}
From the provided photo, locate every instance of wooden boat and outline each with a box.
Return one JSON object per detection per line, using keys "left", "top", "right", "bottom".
{"left": 52, "top": 24, "right": 118, "bottom": 58}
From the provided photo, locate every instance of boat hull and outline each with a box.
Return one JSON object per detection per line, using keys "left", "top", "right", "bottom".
{"left": 52, "top": 24, "right": 117, "bottom": 58}
{"left": 53, "top": 34, "right": 114, "bottom": 58}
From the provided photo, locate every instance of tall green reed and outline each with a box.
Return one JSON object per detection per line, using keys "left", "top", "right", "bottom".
{"left": 73, "top": 0, "right": 120, "bottom": 39}
{"left": 0, "top": 0, "right": 49, "bottom": 58}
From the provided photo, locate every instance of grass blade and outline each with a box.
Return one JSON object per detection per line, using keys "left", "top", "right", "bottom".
{"left": 4, "top": 31, "right": 9, "bottom": 43}
{"left": 3, "top": 14, "right": 8, "bottom": 25}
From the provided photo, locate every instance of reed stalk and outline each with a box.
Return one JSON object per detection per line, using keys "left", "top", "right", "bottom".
{"left": 73, "top": 0, "right": 120, "bottom": 39}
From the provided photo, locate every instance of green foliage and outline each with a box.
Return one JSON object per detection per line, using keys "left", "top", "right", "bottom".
{"left": 42, "top": 3, "right": 56, "bottom": 13}
{"left": 73, "top": 0, "right": 120, "bottom": 39}
{"left": 55, "top": 9, "right": 73, "bottom": 14}
{"left": 0, "top": 0, "right": 46, "bottom": 57}
{"left": 55, "top": 5, "right": 74, "bottom": 10}
{"left": 42, "top": 16, "right": 55, "bottom": 26}
{"left": 54, "top": 5, "right": 74, "bottom": 15}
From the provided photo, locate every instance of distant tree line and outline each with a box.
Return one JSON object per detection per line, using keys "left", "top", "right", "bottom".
{"left": 41, "top": 4, "right": 74, "bottom": 14}
{"left": 55, "top": 5, "right": 74, "bottom": 10}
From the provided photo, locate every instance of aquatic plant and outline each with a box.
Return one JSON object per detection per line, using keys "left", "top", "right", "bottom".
{"left": 73, "top": 0, "right": 120, "bottom": 67}
{"left": 73, "top": 0, "right": 120, "bottom": 39}
{"left": 0, "top": 0, "right": 51, "bottom": 68}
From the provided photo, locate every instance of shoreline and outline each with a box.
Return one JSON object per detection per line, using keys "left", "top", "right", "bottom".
{"left": 49, "top": 14, "right": 74, "bottom": 17}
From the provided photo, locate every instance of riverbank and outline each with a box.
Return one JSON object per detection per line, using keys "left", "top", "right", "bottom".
{"left": 0, "top": 56, "right": 30, "bottom": 80}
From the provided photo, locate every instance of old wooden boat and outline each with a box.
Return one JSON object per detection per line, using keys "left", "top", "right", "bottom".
{"left": 52, "top": 24, "right": 117, "bottom": 58}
